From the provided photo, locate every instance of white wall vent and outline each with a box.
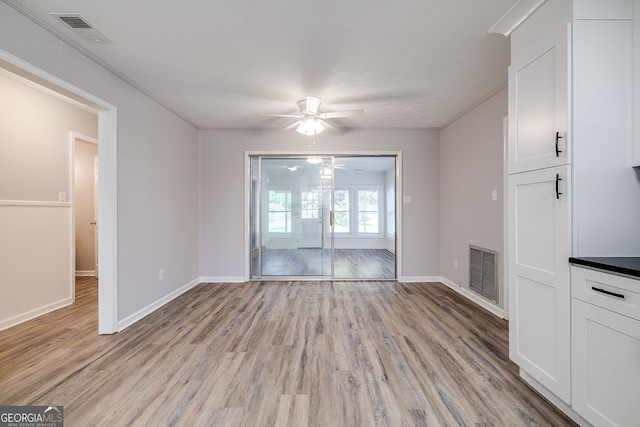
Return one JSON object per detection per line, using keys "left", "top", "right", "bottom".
{"left": 469, "top": 245, "right": 498, "bottom": 303}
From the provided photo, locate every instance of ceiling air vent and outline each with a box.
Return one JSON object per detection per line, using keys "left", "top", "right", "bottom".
{"left": 59, "top": 15, "right": 92, "bottom": 29}
{"left": 52, "top": 13, "right": 109, "bottom": 42}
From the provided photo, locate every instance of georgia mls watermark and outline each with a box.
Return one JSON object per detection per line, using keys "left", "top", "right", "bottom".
{"left": 0, "top": 406, "right": 63, "bottom": 427}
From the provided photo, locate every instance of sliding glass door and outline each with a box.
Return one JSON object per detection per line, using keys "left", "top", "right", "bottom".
{"left": 251, "top": 157, "right": 333, "bottom": 277}
{"left": 250, "top": 155, "right": 397, "bottom": 280}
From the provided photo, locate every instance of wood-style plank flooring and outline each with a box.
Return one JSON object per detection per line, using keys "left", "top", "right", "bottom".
{"left": 256, "top": 248, "right": 395, "bottom": 279}
{"left": 0, "top": 277, "right": 576, "bottom": 426}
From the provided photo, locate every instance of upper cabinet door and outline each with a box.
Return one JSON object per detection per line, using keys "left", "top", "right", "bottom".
{"left": 508, "top": 0, "right": 571, "bottom": 174}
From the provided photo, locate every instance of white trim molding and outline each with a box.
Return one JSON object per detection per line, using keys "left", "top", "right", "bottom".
{"left": 398, "top": 276, "right": 442, "bottom": 283}
{"left": 117, "top": 278, "right": 201, "bottom": 331}
{"left": 199, "top": 276, "right": 248, "bottom": 284}
{"left": 439, "top": 277, "right": 505, "bottom": 319}
{"left": 0, "top": 200, "right": 71, "bottom": 207}
{"left": 75, "top": 270, "right": 96, "bottom": 277}
{"left": 0, "top": 297, "right": 72, "bottom": 332}
{"left": 489, "top": 0, "right": 548, "bottom": 36}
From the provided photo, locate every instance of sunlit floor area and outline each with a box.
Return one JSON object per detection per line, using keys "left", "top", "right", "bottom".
{"left": 255, "top": 248, "right": 395, "bottom": 279}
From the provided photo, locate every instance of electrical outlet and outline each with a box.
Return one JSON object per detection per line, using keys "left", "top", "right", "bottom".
{"left": 491, "top": 189, "right": 498, "bottom": 201}
{"left": 159, "top": 269, "right": 164, "bottom": 281}
{"left": 454, "top": 259, "right": 458, "bottom": 269}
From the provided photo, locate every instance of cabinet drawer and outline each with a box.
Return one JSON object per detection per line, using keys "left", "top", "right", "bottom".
{"left": 571, "top": 266, "right": 640, "bottom": 321}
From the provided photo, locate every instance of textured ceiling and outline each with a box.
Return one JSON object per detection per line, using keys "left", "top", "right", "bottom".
{"left": 4, "top": 0, "right": 515, "bottom": 130}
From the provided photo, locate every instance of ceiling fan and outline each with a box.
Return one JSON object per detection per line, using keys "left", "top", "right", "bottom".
{"left": 269, "top": 96, "right": 364, "bottom": 135}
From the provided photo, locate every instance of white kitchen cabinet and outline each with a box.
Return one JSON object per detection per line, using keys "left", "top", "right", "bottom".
{"left": 506, "top": 0, "right": 573, "bottom": 405}
{"left": 507, "top": 0, "right": 571, "bottom": 174}
{"left": 571, "top": 266, "right": 640, "bottom": 427}
{"left": 505, "top": 0, "right": 640, "bottom": 412}
{"left": 508, "top": 165, "right": 572, "bottom": 402}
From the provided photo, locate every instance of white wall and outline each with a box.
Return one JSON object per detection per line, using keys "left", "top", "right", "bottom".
{"left": 0, "top": 72, "right": 97, "bottom": 330}
{"left": 440, "top": 88, "right": 507, "bottom": 310}
{"left": 0, "top": 2, "right": 200, "bottom": 326}
{"left": 199, "top": 129, "right": 441, "bottom": 281}
{"left": 0, "top": 74, "right": 97, "bottom": 201}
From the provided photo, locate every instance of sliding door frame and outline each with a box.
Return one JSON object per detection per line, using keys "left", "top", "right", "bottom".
{"left": 244, "top": 150, "right": 403, "bottom": 281}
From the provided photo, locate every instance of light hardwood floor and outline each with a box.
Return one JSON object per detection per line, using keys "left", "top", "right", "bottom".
{"left": 0, "top": 278, "right": 576, "bottom": 426}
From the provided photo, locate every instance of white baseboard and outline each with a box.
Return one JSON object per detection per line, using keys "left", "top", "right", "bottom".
{"left": 75, "top": 270, "right": 96, "bottom": 277}
{"left": 198, "top": 276, "right": 247, "bottom": 283}
{"left": 0, "top": 297, "right": 72, "bottom": 332}
{"left": 439, "top": 277, "right": 505, "bottom": 319}
{"left": 117, "top": 278, "right": 201, "bottom": 332}
{"left": 398, "top": 276, "right": 441, "bottom": 283}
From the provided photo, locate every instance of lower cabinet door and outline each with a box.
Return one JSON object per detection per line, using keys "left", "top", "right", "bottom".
{"left": 572, "top": 299, "right": 640, "bottom": 427}
{"left": 508, "top": 165, "right": 572, "bottom": 402}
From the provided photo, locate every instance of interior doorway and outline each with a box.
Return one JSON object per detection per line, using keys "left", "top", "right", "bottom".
{"left": 73, "top": 134, "right": 99, "bottom": 279}
{"left": 1, "top": 50, "right": 118, "bottom": 334}
{"left": 249, "top": 155, "right": 397, "bottom": 280}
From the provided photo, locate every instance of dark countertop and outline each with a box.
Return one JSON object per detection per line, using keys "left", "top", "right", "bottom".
{"left": 569, "top": 257, "right": 640, "bottom": 279}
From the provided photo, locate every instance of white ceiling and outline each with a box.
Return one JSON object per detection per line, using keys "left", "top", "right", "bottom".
{"left": 4, "top": 0, "right": 515, "bottom": 130}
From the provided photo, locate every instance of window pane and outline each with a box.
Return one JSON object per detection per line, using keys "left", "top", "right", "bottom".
{"left": 269, "top": 212, "right": 287, "bottom": 232}
{"left": 301, "top": 191, "right": 319, "bottom": 219}
{"left": 269, "top": 191, "right": 290, "bottom": 211}
{"left": 334, "top": 190, "right": 349, "bottom": 210}
{"left": 357, "top": 189, "right": 379, "bottom": 233}
{"left": 358, "top": 190, "right": 379, "bottom": 211}
{"left": 268, "top": 190, "right": 291, "bottom": 232}
{"left": 358, "top": 212, "right": 379, "bottom": 233}
{"left": 386, "top": 186, "right": 395, "bottom": 237}
{"left": 334, "top": 212, "right": 349, "bottom": 233}
{"left": 333, "top": 190, "right": 350, "bottom": 233}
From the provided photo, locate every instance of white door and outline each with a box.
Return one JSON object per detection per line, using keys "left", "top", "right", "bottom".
{"left": 508, "top": 0, "right": 570, "bottom": 174}
{"left": 93, "top": 155, "right": 99, "bottom": 278}
{"left": 508, "top": 165, "right": 571, "bottom": 402}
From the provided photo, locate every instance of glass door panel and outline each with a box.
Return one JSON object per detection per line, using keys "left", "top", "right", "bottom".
{"left": 252, "top": 157, "right": 333, "bottom": 277}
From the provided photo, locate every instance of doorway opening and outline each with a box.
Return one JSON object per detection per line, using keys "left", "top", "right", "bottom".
{"left": 73, "top": 134, "right": 99, "bottom": 280}
{"left": 0, "top": 50, "right": 117, "bottom": 334}
{"left": 249, "top": 155, "right": 397, "bottom": 280}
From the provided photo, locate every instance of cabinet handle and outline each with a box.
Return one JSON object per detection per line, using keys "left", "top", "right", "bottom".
{"left": 591, "top": 287, "right": 625, "bottom": 299}
{"left": 555, "top": 174, "right": 562, "bottom": 199}
{"left": 555, "top": 132, "right": 564, "bottom": 157}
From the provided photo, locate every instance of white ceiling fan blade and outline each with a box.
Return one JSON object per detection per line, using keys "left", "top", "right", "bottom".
{"left": 319, "top": 109, "right": 365, "bottom": 119}
{"left": 305, "top": 95, "right": 322, "bottom": 115}
{"left": 261, "top": 114, "right": 301, "bottom": 118}
{"left": 281, "top": 120, "right": 302, "bottom": 132}
{"left": 318, "top": 118, "right": 338, "bottom": 131}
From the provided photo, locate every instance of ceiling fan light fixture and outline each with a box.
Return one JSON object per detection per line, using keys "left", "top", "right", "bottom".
{"left": 296, "top": 116, "right": 324, "bottom": 135}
